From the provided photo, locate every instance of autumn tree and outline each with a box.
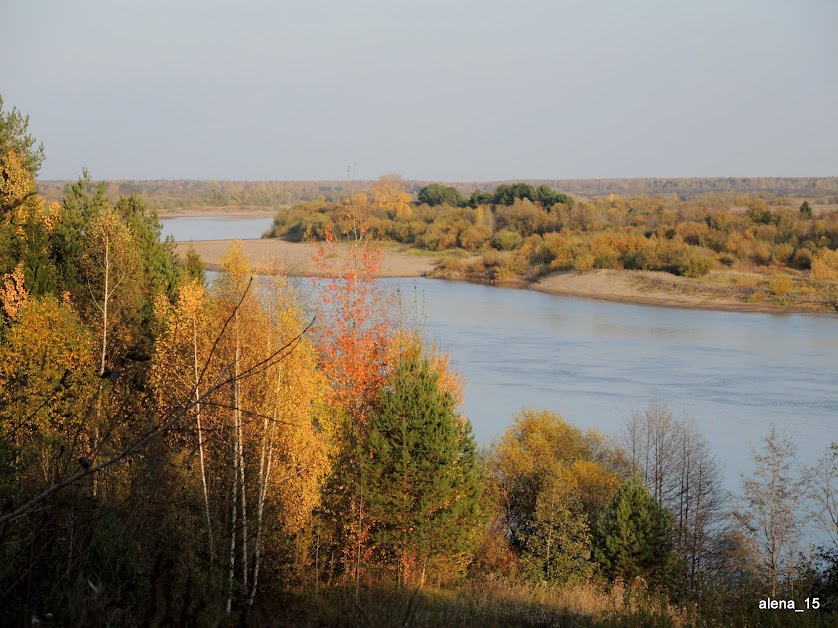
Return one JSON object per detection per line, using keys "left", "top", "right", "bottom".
{"left": 734, "top": 426, "right": 807, "bottom": 597}
{"left": 0, "top": 95, "right": 45, "bottom": 178}
{"left": 85, "top": 208, "right": 138, "bottom": 376}
{"left": 809, "top": 443, "right": 838, "bottom": 551}
{"left": 623, "top": 401, "right": 725, "bottom": 592}
{"left": 312, "top": 201, "right": 398, "bottom": 588}
{"left": 0, "top": 294, "right": 97, "bottom": 511}
{"left": 487, "top": 410, "right": 624, "bottom": 582}
{"left": 519, "top": 477, "right": 593, "bottom": 585}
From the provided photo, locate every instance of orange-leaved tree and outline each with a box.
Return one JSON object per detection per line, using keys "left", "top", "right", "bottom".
{"left": 311, "top": 193, "right": 398, "bottom": 590}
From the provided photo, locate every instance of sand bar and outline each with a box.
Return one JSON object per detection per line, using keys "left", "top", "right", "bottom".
{"left": 534, "top": 269, "right": 834, "bottom": 314}
{"left": 178, "top": 239, "right": 836, "bottom": 315}
{"left": 177, "top": 239, "right": 435, "bottom": 277}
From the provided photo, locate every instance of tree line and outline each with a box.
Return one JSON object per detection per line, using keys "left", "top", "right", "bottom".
{"left": 266, "top": 176, "right": 838, "bottom": 311}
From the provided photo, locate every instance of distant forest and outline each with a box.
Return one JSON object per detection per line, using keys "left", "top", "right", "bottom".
{"left": 37, "top": 176, "right": 838, "bottom": 211}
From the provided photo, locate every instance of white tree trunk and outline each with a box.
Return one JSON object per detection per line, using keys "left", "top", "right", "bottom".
{"left": 248, "top": 367, "right": 281, "bottom": 607}
{"left": 193, "top": 317, "right": 214, "bottom": 570}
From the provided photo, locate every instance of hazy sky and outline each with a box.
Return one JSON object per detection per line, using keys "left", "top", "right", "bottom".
{"left": 4, "top": 0, "right": 837, "bottom": 181}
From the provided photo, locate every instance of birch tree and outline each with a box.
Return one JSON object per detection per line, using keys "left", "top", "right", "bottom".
{"left": 734, "top": 426, "right": 807, "bottom": 597}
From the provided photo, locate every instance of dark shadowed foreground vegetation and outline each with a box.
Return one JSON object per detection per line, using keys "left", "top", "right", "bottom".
{"left": 265, "top": 178, "right": 838, "bottom": 311}
{"left": 3, "top": 98, "right": 838, "bottom": 626}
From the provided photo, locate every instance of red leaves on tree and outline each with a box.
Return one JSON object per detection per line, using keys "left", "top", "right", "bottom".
{"left": 312, "top": 224, "right": 394, "bottom": 423}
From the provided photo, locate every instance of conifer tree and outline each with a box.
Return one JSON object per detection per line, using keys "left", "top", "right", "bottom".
{"left": 363, "top": 344, "right": 485, "bottom": 585}
{"left": 594, "top": 476, "right": 673, "bottom": 587}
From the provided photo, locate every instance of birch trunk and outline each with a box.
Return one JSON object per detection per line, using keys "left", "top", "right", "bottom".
{"left": 236, "top": 320, "right": 248, "bottom": 592}
{"left": 247, "top": 367, "right": 281, "bottom": 607}
{"left": 193, "top": 317, "right": 214, "bottom": 570}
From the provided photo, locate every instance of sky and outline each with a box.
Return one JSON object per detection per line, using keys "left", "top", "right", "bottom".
{"left": 3, "top": 0, "right": 837, "bottom": 181}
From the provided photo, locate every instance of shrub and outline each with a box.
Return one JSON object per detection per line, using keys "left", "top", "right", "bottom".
{"left": 491, "top": 229, "right": 523, "bottom": 251}
{"left": 529, "top": 242, "right": 556, "bottom": 266}
{"left": 718, "top": 252, "right": 736, "bottom": 267}
{"left": 770, "top": 243, "right": 794, "bottom": 266}
{"left": 811, "top": 248, "right": 838, "bottom": 281}
{"left": 792, "top": 248, "right": 813, "bottom": 269}
{"left": 574, "top": 253, "right": 595, "bottom": 271}
{"left": 675, "top": 221, "right": 709, "bottom": 246}
{"left": 677, "top": 251, "right": 713, "bottom": 278}
{"left": 459, "top": 225, "right": 492, "bottom": 251}
{"left": 495, "top": 200, "right": 559, "bottom": 237}
{"left": 769, "top": 274, "right": 794, "bottom": 296}
{"left": 751, "top": 243, "right": 772, "bottom": 265}
{"left": 755, "top": 224, "right": 778, "bottom": 242}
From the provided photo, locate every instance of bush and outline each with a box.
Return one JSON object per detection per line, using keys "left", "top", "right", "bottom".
{"left": 718, "top": 252, "right": 736, "bottom": 267}
{"left": 574, "top": 253, "right": 595, "bottom": 271}
{"left": 495, "top": 200, "right": 558, "bottom": 237}
{"left": 491, "top": 229, "right": 523, "bottom": 251}
{"left": 769, "top": 274, "right": 794, "bottom": 296}
{"left": 770, "top": 243, "right": 794, "bottom": 266}
{"left": 530, "top": 242, "right": 556, "bottom": 266}
{"left": 751, "top": 243, "right": 772, "bottom": 265}
{"left": 459, "top": 225, "right": 492, "bottom": 251}
{"left": 793, "top": 248, "right": 813, "bottom": 269}
{"left": 677, "top": 251, "right": 713, "bottom": 278}
{"left": 811, "top": 248, "right": 838, "bottom": 281}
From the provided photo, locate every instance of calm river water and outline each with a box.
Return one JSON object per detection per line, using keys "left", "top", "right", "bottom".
{"left": 160, "top": 215, "right": 273, "bottom": 241}
{"left": 167, "top": 216, "right": 838, "bottom": 492}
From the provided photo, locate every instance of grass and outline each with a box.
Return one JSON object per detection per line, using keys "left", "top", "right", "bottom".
{"left": 268, "top": 580, "right": 688, "bottom": 627}
{"left": 379, "top": 240, "right": 479, "bottom": 259}
{"left": 262, "top": 579, "right": 837, "bottom": 627}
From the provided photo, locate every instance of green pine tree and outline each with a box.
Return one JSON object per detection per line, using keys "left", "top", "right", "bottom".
{"left": 363, "top": 344, "right": 485, "bottom": 585}
{"left": 594, "top": 476, "right": 673, "bottom": 588}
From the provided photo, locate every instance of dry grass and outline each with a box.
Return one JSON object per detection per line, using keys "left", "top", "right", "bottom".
{"left": 273, "top": 579, "right": 692, "bottom": 627}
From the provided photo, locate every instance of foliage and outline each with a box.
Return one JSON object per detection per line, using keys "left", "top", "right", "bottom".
{"left": 417, "top": 183, "right": 465, "bottom": 207}
{"left": 0, "top": 95, "right": 45, "bottom": 177}
{"left": 734, "top": 426, "right": 807, "bottom": 597}
{"left": 363, "top": 344, "right": 485, "bottom": 584}
{"left": 594, "top": 477, "right": 674, "bottom": 588}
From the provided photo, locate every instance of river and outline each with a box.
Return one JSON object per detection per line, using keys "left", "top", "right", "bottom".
{"left": 162, "top": 215, "right": 838, "bottom": 493}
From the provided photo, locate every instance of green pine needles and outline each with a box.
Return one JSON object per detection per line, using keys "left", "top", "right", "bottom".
{"left": 363, "top": 343, "right": 486, "bottom": 586}
{"left": 594, "top": 476, "right": 674, "bottom": 588}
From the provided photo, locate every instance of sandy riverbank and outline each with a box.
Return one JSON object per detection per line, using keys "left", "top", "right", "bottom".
{"left": 178, "top": 240, "right": 835, "bottom": 314}
{"left": 176, "top": 239, "right": 435, "bottom": 277}
{"left": 533, "top": 269, "right": 834, "bottom": 314}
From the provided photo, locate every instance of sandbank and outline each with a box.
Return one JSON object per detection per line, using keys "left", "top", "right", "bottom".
{"left": 176, "top": 239, "right": 435, "bottom": 278}
{"left": 177, "top": 239, "right": 835, "bottom": 315}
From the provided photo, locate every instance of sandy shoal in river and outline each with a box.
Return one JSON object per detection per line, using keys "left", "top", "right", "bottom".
{"left": 178, "top": 240, "right": 833, "bottom": 314}
{"left": 533, "top": 269, "right": 805, "bottom": 314}
{"left": 176, "top": 239, "right": 435, "bottom": 277}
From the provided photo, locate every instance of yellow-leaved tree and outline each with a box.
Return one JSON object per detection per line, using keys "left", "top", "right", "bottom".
{"left": 152, "top": 243, "right": 330, "bottom": 613}
{"left": 0, "top": 295, "right": 97, "bottom": 507}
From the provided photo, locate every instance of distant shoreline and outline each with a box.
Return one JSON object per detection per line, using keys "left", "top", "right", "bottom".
{"left": 178, "top": 239, "right": 837, "bottom": 315}
{"left": 159, "top": 207, "right": 276, "bottom": 218}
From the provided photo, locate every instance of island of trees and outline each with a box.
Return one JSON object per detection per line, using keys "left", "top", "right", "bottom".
{"left": 2, "top": 97, "right": 838, "bottom": 626}
{"left": 263, "top": 177, "right": 838, "bottom": 312}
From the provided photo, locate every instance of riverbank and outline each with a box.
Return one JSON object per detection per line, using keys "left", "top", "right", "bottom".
{"left": 179, "top": 239, "right": 837, "bottom": 314}
{"left": 532, "top": 270, "right": 832, "bottom": 314}
{"left": 176, "top": 239, "right": 435, "bottom": 277}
